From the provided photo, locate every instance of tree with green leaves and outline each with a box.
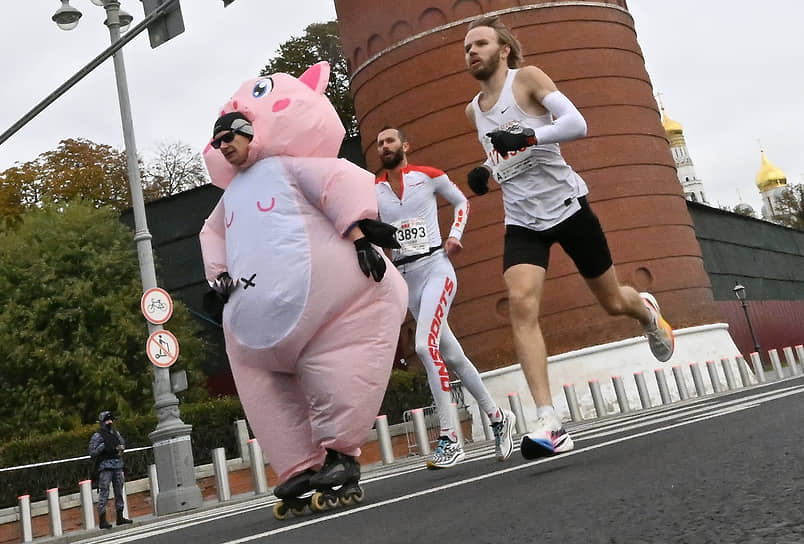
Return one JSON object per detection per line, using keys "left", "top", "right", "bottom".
{"left": 0, "top": 200, "right": 207, "bottom": 440}
{"left": 0, "top": 138, "right": 138, "bottom": 220}
{"left": 772, "top": 184, "right": 804, "bottom": 230}
{"left": 259, "top": 20, "right": 358, "bottom": 137}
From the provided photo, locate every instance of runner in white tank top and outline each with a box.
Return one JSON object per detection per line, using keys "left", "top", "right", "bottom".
{"left": 470, "top": 68, "right": 588, "bottom": 231}
{"left": 463, "top": 15, "right": 675, "bottom": 460}
{"left": 375, "top": 126, "right": 517, "bottom": 468}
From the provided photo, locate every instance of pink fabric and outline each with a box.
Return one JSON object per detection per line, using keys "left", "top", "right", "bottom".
{"left": 199, "top": 63, "right": 407, "bottom": 483}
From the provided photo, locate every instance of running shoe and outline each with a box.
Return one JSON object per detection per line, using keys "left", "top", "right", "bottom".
{"left": 426, "top": 436, "right": 466, "bottom": 469}
{"left": 640, "top": 292, "right": 675, "bottom": 362}
{"left": 520, "top": 415, "right": 574, "bottom": 459}
{"left": 491, "top": 409, "right": 516, "bottom": 461}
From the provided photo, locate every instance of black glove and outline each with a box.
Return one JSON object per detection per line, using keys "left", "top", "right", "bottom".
{"left": 354, "top": 237, "right": 386, "bottom": 282}
{"left": 486, "top": 127, "right": 536, "bottom": 156}
{"left": 467, "top": 167, "right": 490, "bottom": 195}
{"left": 212, "top": 272, "right": 237, "bottom": 301}
{"left": 202, "top": 272, "right": 236, "bottom": 324}
{"left": 357, "top": 218, "right": 401, "bottom": 249}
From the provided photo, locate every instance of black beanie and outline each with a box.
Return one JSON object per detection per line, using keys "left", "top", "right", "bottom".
{"left": 213, "top": 111, "right": 254, "bottom": 138}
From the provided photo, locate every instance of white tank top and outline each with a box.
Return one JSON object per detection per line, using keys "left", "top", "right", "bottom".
{"left": 471, "top": 69, "right": 588, "bottom": 230}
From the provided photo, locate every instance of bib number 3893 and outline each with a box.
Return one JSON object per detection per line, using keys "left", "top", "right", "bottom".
{"left": 393, "top": 217, "right": 429, "bottom": 257}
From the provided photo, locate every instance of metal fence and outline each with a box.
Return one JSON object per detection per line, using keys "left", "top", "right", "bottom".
{"left": 402, "top": 380, "right": 467, "bottom": 455}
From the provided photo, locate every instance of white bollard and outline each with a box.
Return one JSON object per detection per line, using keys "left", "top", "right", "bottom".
{"left": 148, "top": 463, "right": 159, "bottom": 516}
{"left": 612, "top": 376, "right": 631, "bottom": 413}
{"left": 654, "top": 368, "right": 672, "bottom": 404}
{"left": 750, "top": 352, "right": 766, "bottom": 383}
{"left": 18, "top": 495, "right": 33, "bottom": 543}
{"left": 588, "top": 379, "right": 607, "bottom": 418}
{"left": 672, "top": 366, "right": 690, "bottom": 400}
{"left": 248, "top": 439, "right": 268, "bottom": 495}
{"left": 720, "top": 357, "right": 738, "bottom": 390}
{"left": 706, "top": 360, "right": 723, "bottom": 393}
{"left": 79, "top": 480, "right": 95, "bottom": 530}
{"left": 235, "top": 419, "right": 251, "bottom": 463}
{"left": 735, "top": 355, "right": 753, "bottom": 387}
{"left": 508, "top": 393, "right": 528, "bottom": 434}
{"left": 411, "top": 408, "right": 431, "bottom": 456}
{"left": 47, "top": 487, "right": 63, "bottom": 537}
{"left": 782, "top": 346, "right": 801, "bottom": 376}
{"left": 769, "top": 349, "right": 785, "bottom": 380}
{"left": 563, "top": 383, "right": 583, "bottom": 421}
{"left": 212, "top": 447, "right": 231, "bottom": 502}
{"left": 633, "top": 372, "right": 652, "bottom": 409}
{"left": 796, "top": 346, "right": 804, "bottom": 375}
{"left": 375, "top": 415, "right": 395, "bottom": 465}
{"left": 689, "top": 362, "right": 707, "bottom": 396}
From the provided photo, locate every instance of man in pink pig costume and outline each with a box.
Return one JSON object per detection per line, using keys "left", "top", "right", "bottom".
{"left": 199, "top": 61, "right": 408, "bottom": 506}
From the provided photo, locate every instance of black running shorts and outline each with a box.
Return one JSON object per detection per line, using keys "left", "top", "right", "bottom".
{"left": 502, "top": 197, "right": 613, "bottom": 279}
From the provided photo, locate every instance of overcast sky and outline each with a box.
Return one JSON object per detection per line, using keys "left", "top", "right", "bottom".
{"left": 1, "top": 1, "right": 800, "bottom": 214}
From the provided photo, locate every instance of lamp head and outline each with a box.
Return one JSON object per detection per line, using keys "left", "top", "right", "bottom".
{"left": 52, "top": 0, "right": 82, "bottom": 31}
{"left": 733, "top": 283, "right": 746, "bottom": 301}
{"left": 118, "top": 8, "right": 133, "bottom": 32}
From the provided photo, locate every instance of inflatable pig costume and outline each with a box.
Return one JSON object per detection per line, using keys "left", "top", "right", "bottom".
{"left": 199, "top": 62, "right": 407, "bottom": 485}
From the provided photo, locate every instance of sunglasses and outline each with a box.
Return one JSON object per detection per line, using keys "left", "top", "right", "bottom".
{"left": 211, "top": 131, "right": 238, "bottom": 149}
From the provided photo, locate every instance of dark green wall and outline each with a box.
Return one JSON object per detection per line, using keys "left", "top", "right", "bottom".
{"left": 687, "top": 201, "right": 804, "bottom": 301}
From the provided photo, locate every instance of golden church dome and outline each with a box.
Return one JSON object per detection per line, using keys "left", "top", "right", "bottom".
{"left": 661, "top": 107, "right": 683, "bottom": 134}
{"left": 756, "top": 151, "right": 787, "bottom": 192}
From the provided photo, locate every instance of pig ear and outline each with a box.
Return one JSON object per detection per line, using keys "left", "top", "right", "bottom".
{"left": 298, "top": 62, "right": 330, "bottom": 95}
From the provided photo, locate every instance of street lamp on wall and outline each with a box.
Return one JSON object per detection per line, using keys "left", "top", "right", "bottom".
{"left": 50, "top": 0, "right": 202, "bottom": 515}
{"left": 733, "top": 283, "right": 762, "bottom": 360}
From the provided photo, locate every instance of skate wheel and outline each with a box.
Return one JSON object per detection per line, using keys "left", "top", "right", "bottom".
{"left": 310, "top": 492, "right": 328, "bottom": 512}
{"left": 273, "top": 502, "right": 289, "bottom": 520}
{"left": 290, "top": 505, "right": 307, "bottom": 516}
{"left": 340, "top": 495, "right": 352, "bottom": 506}
{"left": 351, "top": 488, "right": 365, "bottom": 504}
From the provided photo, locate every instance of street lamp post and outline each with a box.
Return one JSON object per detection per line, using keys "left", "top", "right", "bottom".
{"left": 733, "top": 283, "right": 763, "bottom": 361}
{"left": 52, "top": 0, "right": 202, "bottom": 514}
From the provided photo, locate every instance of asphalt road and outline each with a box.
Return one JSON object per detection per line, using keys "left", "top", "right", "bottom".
{"left": 71, "top": 376, "right": 804, "bottom": 544}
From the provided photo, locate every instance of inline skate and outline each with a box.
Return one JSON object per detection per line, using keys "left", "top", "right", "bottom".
{"left": 272, "top": 469, "right": 316, "bottom": 520}
{"left": 307, "top": 449, "right": 364, "bottom": 512}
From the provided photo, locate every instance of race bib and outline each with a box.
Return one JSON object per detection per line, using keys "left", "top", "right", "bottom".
{"left": 482, "top": 121, "right": 539, "bottom": 182}
{"left": 392, "top": 217, "right": 429, "bottom": 258}
{"left": 484, "top": 139, "right": 538, "bottom": 182}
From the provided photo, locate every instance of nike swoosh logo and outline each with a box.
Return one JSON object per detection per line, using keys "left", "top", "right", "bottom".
{"left": 500, "top": 107, "right": 509, "bottom": 114}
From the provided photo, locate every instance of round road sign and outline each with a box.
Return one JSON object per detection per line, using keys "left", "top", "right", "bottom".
{"left": 141, "top": 288, "right": 173, "bottom": 325}
{"left": 146, "top": 330, "right": 180, "bottom": 368}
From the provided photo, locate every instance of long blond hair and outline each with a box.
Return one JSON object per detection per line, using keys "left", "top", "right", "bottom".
{"left": 467, "top": 15, "right": 523, "bottom": 68}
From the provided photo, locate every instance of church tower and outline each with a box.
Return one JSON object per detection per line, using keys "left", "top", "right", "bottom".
{"left": 660, "top": 102, "right": 707, "bottom": 204}
{"left": 756, "top": 149, "right": 789, "bottom": 222}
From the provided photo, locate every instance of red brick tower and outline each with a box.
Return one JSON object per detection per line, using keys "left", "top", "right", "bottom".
{"left": 334, "top": 0, "right": 723, "bottom": 369}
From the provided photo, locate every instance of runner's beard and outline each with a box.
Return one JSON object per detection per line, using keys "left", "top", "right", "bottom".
{"left": 469, "top": 51, "right": 501, "bottom": 81}
{"left": 381, "top": 148, "right": 405, "bottom": 170}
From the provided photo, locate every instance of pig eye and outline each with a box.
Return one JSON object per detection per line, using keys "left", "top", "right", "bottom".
{"left": 252, "top": 78, "right": 274, "bottom": 98}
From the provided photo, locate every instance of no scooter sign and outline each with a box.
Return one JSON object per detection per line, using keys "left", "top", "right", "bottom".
{"left": 141, "top": 287, "right": 173, "bottom": 325}
{"left": 146, "top": 330, "right": 180, "bottom": 368}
